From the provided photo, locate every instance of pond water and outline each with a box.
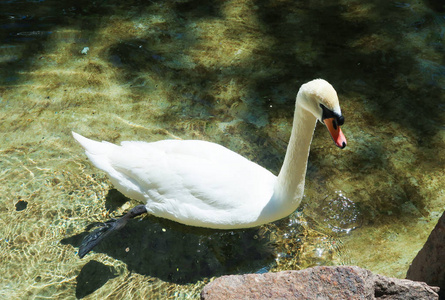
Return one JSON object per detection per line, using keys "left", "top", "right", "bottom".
{"left": 0, "top": 0, "right": 444, "bottom": 298}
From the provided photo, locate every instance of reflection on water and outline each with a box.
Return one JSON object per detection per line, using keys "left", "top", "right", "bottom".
{"left": 0, "top": 0, "right": 444, "bottom": 298}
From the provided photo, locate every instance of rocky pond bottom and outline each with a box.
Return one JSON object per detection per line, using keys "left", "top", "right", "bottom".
{"left": 202, "top": 211, "right": 445, "bottom": 299}
{"left": 201, "top": 266, "right": 440, "bottom": 299}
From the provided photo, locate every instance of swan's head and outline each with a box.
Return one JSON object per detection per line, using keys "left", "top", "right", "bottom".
{"left": 297, "top": 79, "right": 347, "bottom": 149}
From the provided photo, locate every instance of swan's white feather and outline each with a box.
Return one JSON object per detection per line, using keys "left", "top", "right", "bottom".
{"left": 72, "top": 79, "right": 346, "bottom": 230}
{"left": 73, "top": 132, "right": 276, "bottom": 228}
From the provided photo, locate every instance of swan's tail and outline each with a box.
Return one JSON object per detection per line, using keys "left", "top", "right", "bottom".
{"left": 72, "top": 132, "right": 118, "bottom": 172}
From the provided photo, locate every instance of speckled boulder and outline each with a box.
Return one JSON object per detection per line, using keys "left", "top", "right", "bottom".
{"left": 406, "top": 211, "right": 445, "bottom": 298}
{"left": 201, "top": 266, "right": 439, "bottom": 300}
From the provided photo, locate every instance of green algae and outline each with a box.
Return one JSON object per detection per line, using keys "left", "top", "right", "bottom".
{"left": 0, "top": 0, "right": 444, "bottom": 298}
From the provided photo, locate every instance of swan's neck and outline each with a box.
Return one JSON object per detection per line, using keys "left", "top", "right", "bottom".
{"left": 274, "top": 101, "right": 317, "bottom": 207}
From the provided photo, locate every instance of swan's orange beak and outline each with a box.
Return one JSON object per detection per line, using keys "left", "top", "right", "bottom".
{"left": 324, "top": 118, "right": 347, "bottom": 149}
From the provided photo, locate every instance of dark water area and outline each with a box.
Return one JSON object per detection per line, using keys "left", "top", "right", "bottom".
{"left": 0, "top": 0, "right": 444, "bottom": 298}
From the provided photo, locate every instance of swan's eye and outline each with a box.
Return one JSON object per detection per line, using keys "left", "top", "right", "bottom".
{"left": 320, "top": 104, "right": 344, "bottom": 126}
{"left": 337, "top": 115, "right": 344, "bottom": 126}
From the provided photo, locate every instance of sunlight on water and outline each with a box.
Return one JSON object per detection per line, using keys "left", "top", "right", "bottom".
{"left": 0, "top": 0, "right": 444, "bottom": 298}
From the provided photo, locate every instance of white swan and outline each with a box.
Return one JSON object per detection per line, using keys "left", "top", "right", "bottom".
{"left": 73, "top": 79, "right": 346, "bottom": 258}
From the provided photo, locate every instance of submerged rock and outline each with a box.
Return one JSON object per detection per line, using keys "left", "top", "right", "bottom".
{"left": 406, "top": 211, "right": 445, "bottom": 299}
{"left": 201, "top": 266, "right": 439, "bottom": 300}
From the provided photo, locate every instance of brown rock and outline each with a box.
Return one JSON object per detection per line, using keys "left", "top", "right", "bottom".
{"left": 201, "top": 266, "right": 439, "bottom": 300}
{"left": 406, "top": 211, "right": 445, "bottom": 298}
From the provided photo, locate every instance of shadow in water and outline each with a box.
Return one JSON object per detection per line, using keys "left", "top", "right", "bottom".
{"left": 62, "top": 191, "right": 275, "bottom": 287}
{"left": 75, "top": 260, "right": 118, "bottom": 299}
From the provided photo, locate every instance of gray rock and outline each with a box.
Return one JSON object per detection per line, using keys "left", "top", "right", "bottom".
{"left": 201, "top": 266, "right": 439, "bottom": 300}
{"left": 406, "top": 211, "right": 445, "bottom": 299}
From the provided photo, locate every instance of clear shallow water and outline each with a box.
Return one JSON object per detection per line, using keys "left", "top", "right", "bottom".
{"left": 0, "top": 0, "right": 444, "bottom": 298}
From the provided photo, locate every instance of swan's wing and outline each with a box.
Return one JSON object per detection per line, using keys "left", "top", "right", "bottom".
{"left": 107, "top": 140, "right": 276, "bottom": 227}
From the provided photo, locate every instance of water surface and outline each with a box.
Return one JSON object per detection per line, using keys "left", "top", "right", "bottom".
{"left": 0, "top": 0, "right": 444, "bottom": 298}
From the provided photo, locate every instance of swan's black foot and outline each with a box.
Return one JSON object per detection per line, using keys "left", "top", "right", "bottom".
{"left": 78, "top": 204, "right": 147, "bottom": 258}
{"left": 79, "top": 219, "right": 118, "bottom": 258}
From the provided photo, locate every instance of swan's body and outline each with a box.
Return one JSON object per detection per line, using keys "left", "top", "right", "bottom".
{"left": 73, "top": 135, "right": 279, "bottom": 228}
{"left": 73, "top": 79, "right": 347, "bottom": 257}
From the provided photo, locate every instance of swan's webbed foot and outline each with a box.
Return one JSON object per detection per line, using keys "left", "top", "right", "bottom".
{"left": 78, "top": 219, "right": 118, "bottom": 258}
{"left": 78, "top": 204, "right": 147, "bottom": 258}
